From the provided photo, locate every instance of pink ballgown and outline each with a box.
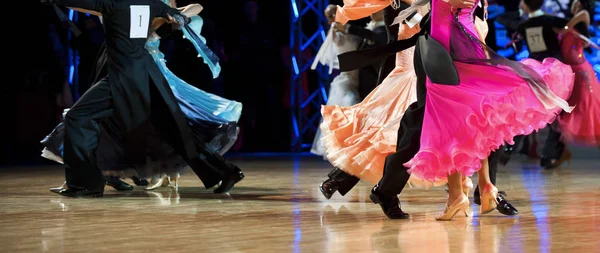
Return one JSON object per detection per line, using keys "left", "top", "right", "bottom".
{"left": 404, "top": 0, "right": 575, "bottom": 186}
{"left": 557, "top": 29, "right": 600, "bottom": 146}
{"left": 320, "top": 0, "right": 489, "bottom": 185}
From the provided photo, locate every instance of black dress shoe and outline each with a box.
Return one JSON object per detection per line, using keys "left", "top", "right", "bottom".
{"left": 131, "top": 176, "right": 149, "bottom": 186}
{"left": 214, "top": 170, "right": 245, "bottom": 193}
{"left": 56, "top": 188, "right": 104, "bottom": 198}
{"left": 540, "top": 156, "right": 552, "bottom": 168}
{"left": 319, "top": 178, "right": 339, "bottom": 199}
{"left": 474, "top": 190, "right": 518, "bottom": 216}
{"left": 496, "top": 192, "right": 518, "bottom": 216}
{"left": 541, "top": 149, "right": 572, "bottom": 170}
{"left": 106, "top": 177, "right": 134, "bottom": 191}
{"left": 369, "top": 185, "right": 409, "bottom": 219}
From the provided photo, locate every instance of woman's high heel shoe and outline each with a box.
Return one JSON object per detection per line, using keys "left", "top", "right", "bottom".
{"left": 145, "top": 175, "right": 170, "bottom": 191}
{"left": 479, "top": 185, "right": 499, "bottom": 215}
{"left": 167, "top": 174, "right": 180, "bottom": 191}
{"left": 50, "top": 181, "right": 68, "bottom": 193}
{"left": 436, "top": 194, "right": 470, "bottom": 221}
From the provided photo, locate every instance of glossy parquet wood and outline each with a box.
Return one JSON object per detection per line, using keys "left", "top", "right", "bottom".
{"left": 1, "top": 156, "right": 599, "bottom": 253}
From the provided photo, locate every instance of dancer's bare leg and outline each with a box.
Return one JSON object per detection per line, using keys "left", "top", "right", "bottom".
{"left": 447, "top": 172, "right": 464, "bottom": 206}
{"left": 436, "top": 171, "right": 470, "bottom": 221}
{"left": 477, "top": 158, "right": 499, "bottom": 214}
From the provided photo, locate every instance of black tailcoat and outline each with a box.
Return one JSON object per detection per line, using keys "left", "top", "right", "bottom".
{"left": 57, "top": 0, "right": 197, "bottom": 161}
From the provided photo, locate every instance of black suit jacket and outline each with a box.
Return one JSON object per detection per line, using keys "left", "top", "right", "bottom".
{"left": 379, "top": 5, "right": 404, "bottom": 75}
{"left": 338, "top": 11, "right": 430, "bottom": 72}
{"left": 90, "top": 19, "right": 177, "bottom": 86}
{"left": 346, "top": 24, "right": 389, "bottom": 99}
{"left": 516, "top": 15, "right": 568, "bottom": 60}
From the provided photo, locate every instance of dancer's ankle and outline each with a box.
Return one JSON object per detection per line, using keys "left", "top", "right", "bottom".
{"left": 447, "top": 190, "right": 463, "bottom": 206}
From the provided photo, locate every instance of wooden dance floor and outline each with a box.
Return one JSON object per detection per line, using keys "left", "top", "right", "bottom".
{"left": 1, "top": 153, "right": 599, "bottom": 252}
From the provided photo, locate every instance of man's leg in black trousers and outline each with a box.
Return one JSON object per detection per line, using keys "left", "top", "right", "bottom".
{"left": 148, "top": 81, "right": 243, "bottom": 193}
{"left": 377, "top": 32, "right": 427, "bottom": 197}
{"left": 329, "top": 169, "right": 359, "bottom": 196}
{"left": 499, "top": 134, "right": 528, "bottom": 165}
{"left": 319, "top": 106, "right": 422, "bottom": 202}
{"left": 148, "top": 81, "right": 221, "bottom": 185}
{"left": 319, "top": 168, "right": 360, "bottom": 199}
{"left": 186, "top": 141, "right": 244, "bottom": 193}
{"left": 473, "top": 148, "right": 519, "bottom": 215}
{"left": 520, "top": 135, "right": 530, "bottom": 155}
{"left": 489, "top": 150, "right": 499, "bottom": 185}
{"left": 368, "top": 37, "right": 427, "bottom": 219}
{"left": 368, "top": 103, "right": 422, "bottom": 219}
{"left": 474, "top": 150, "right": 499, "bottom": 198}
{"left": 319, "top": 4, "right": 402, "bottom": 200}
{"left": 541, "top": 123, "right": 566, "bottom": 169}
{"left": 188, "top": 129, "right": 244, "bottom": 193}
{"left": 62, "top": 78, "right": 113, "bottom": 196}
{"left": 376, "top": 104, "right": 423, "bottom": 197}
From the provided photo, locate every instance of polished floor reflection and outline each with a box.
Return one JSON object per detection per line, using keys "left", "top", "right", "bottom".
{"left": 1, "top": 156, "right": 599, "bottom": 252}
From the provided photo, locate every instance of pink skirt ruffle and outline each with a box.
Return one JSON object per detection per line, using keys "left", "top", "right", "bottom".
{"left": 405, "top": 58, "right": 574, "bottom": 186}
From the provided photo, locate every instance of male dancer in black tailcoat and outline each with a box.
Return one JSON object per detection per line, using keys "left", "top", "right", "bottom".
{"left": 44, "top": 0, "right": 243, "bottom": 197}
{"left": 343, "top": 9, "right": 395, "bottom": 100}
{"left": 48, "top": 23, "right": 179, "bottom": 193}
{"left": 337, "top": 0, "right": 517, "bottom": 218}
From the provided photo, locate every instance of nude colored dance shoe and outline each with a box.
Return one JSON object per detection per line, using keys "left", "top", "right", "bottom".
{"left": 436, "top": 194, "right": 470, "bottom": 221}
{"left": 145, "top": 174, "right": 180, "bottom": 191}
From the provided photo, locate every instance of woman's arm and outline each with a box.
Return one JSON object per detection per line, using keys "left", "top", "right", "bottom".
{"left": 566, "top": 10, "right": 590, "bottom": 29}
{"left": 178, "top": 3, "right": 203, "bottom": 17}
{"left": 151, "top": 3, "right": 201, "bottom": 30}
{"left": 334, "top": 0, "right": 389, "bottom": 24}
{"left": 149, "top": 3, "right": 202, "bottom": 37}
{"left": 555, "top": 11, "right": 589, "bottom": 35}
